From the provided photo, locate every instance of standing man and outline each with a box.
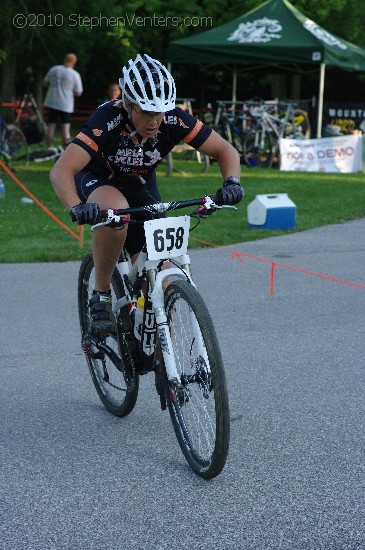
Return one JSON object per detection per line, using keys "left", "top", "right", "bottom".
{"left": 43, "top": 53, "right": 83, "bottom": 148}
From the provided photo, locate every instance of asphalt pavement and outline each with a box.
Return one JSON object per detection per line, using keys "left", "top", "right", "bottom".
{"left": 1, "top": 218, "right": 364, "bottom": 549}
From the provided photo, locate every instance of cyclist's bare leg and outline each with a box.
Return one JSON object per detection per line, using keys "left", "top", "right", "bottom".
{"left": 46, "top": 123, "right": 56, "bottom": 147}
{"left": 61, "top": 123, "right": 72, "bottom": 147}
{"left": 87, "top": 185, "right": 129, "bottom": 292}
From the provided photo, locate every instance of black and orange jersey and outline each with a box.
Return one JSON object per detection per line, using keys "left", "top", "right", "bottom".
{"left": 73, "top": 100, "right": 212, "bottom": 184}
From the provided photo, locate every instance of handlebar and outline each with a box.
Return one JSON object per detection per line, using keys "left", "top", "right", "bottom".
{"left": 98, "top": 196, "right": 210, "bottom": 219}
{"left": 93, "top": 195, "right": 236, "bottom": 229}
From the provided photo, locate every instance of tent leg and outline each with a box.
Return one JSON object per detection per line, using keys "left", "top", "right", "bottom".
{"left": 316, "top": 63, "right": 326, "bottom": 138}
{"left": 232, "top": 70, "right": 237, "bottom": 102}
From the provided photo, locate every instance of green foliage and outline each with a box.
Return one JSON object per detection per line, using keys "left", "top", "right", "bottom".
{"left": 1, "top": 0, "right": 365, "bottom": 102}
{"left": 294, "top": 0, "right": 365, "bottom": 46}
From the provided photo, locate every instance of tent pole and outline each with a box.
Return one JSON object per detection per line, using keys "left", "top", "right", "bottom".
{"left": 232, "top": 70, "right": 237, "bottom": 102}
{"left": 316, "top": 63, "right": 326, "bottom": 138}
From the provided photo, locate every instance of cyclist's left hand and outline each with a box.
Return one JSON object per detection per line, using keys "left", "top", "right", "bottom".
{"left": 215, "top": 177, "right": 244, "bottom": 206}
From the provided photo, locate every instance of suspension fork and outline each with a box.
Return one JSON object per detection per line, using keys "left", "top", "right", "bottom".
{"left": 147, "top": 259, "right": 209, "bottom": 383}
{"left": 148, "top": 264, "right": 185, "bottom": 384}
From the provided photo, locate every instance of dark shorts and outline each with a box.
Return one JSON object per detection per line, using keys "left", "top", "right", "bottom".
{"left": 44, "top": 108, "right": 72, "bottom": 124}
{"left": 75, "top": 171, "right": 162, "bottom": 257}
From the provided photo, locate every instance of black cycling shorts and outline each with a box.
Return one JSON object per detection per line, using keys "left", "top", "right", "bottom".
{"left": 74, "top": 171, "right": 162, "bottom": 257}
{"left": 44, "top": 107, "right": 72, "bottom": 124}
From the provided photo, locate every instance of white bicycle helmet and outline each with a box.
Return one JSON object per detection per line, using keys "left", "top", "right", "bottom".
{"left": 119, "top": 54, "right": 176, "bottom": 112}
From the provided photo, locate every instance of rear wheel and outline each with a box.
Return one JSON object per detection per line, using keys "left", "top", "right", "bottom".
{"left": 2, "top": 124, "right": 29, "bottom": 165}
{"left": 78, "top": 253, "right": 139, "bottom": 417}
{"left": 163, "top": 279, "right": 230, "bottom": 479}
{"left": 243, "top": 123, "right": 273, "bottom": 168}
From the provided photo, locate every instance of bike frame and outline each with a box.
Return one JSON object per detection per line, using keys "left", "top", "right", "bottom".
{"left": 249, "top": 103, "right": 302, "bottom": 158}
{"left": 114, "top": 248, "right": 210, "bottom": 384}
{"left": 92, "top": 197, "right": 235, "bottom": 383}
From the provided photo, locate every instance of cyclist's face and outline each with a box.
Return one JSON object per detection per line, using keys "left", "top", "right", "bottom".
{"left": 129, "top": 103, "right": 164, "bottom": 138}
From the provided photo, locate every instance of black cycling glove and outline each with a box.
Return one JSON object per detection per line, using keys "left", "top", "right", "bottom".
{"left": 70, "top": 203, "right": 100, "bottom": 225}
{"left": 215, "top": 177, "right": 244, "bottom": 206}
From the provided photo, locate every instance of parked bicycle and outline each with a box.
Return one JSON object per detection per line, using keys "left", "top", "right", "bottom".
{"left": 242, "top": 100, "right": 311, "bottom": 168}
{"left": 78, "top": 195, "right": 234, "bottom": 478}
{"left": 0, "top": 113, "right": 29, "bottom": 166}
{"left": 213, "top": 100, "right": 249, "bottom": 154}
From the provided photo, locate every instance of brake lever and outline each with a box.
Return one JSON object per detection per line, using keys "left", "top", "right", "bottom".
{"left": 218, "top": 205, "right": 238, "bottom": 210}
{"left": 192, "top": 197, "right": 237, "bottom": 217}
{"left": 92, "top": 209, "right": 128, "bottom": 230}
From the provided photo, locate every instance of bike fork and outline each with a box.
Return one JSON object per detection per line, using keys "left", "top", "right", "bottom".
{"left": 150, "top": 267, "right": 185, "bottom": 384}
{"left": 149, "top": 265, "right": 210, "bottom": 383}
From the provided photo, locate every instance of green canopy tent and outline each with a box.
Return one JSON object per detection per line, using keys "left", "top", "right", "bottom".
{"left": 168, "top": 0, "right": 365, "bottom": 137}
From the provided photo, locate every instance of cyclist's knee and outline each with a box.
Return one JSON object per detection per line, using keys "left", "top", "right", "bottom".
{"left": 88, "top": 185, "right": 129, "bottom": 210}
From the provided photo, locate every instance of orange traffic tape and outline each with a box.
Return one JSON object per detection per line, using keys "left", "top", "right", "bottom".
{"left": 189, "top": 236, "right": 365, "bottom": 295}
{"left": 0, "top": 160, "right": 83, "bottom": 245}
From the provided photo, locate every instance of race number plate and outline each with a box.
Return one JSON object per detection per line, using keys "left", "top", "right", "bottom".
{"left": 144, "top": 216, "right": 190, "bottom": 260}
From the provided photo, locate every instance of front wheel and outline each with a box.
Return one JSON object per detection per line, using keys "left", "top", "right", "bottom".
{"left": 78, "top": 252, "right": 139, "bottom": 417}
{"left": 163, "top": 280, "right": 230, "bottom": 479}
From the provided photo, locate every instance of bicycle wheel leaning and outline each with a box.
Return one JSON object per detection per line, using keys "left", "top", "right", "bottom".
{"left": 162, "top": 279, "right": 230, "bottom": 479}
{"left": 1, "top": 124, "right": 29, "bottom": 165}
{"left": 222, "top": 117, "right": 244, "bottom": 154}
{"left": 285, "top": 109, "right": 311, "bottom": 139}
{"left": 78, "top": 252, "right": 139, "bottom": 417}
{"left": 243, "top": 122, "right": 273, "bottom": 168}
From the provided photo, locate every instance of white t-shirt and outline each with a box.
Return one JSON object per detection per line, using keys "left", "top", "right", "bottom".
{"left": 43, "top": 65, "right": 83, "bottom": 113}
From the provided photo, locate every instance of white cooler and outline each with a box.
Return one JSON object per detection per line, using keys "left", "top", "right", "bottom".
{"left": 247, "top": 193, "right": 296, "bottom": 230}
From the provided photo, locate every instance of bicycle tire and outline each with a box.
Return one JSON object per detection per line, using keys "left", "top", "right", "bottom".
{"left": 78, "top": 252, "right": 139, "bottom": 417}
{"left": 243, "top": 123, "right": 273, "bottom": 168}
{"left": 162, "top": 279, "right": 230, "bottom": 479}
{"left": 221, "top": 117, "right": 245, "bottom": 154}
{"left": 285, "top": 109, "right": 311, "bottom": 139}
{"left": 2, "top": 124, "right": 29, "bottom": 165}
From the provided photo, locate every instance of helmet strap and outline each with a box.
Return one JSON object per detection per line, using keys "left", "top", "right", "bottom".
{"left": 122, "top": 92, "right": 133, "bottom": 120}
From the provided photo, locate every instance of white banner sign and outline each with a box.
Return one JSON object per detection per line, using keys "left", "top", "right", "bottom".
{"left": 279, "top": 134, "right": 362, "bottom": 173}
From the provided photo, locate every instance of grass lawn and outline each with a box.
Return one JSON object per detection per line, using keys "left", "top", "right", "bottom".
{"left": 1, "top": 154, "right": 365, "bottom": 263}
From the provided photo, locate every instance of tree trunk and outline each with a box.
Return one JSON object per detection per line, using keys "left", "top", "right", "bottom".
{"left": 269, "top": 74, "right": 287, "bottom": 100}
{"left": 290, "top": 74, "right": 302, "bottom": 99}
{"left": 0, "top": 35, "right": 16, "bottom": 106}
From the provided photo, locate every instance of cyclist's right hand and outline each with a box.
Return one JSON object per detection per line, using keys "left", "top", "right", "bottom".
{"left": 70, "top": 203, "right": 100, "bottom": 225}
{"left": 215, "top": 177, "right": 244, "bottom": 206}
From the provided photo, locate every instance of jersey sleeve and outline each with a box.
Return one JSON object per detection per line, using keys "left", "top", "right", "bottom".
{"left": 174, "top": 107, "right": 212, "bottom": 149}
{"left": 73, "top": 108, "right": 108, "bottom": 160}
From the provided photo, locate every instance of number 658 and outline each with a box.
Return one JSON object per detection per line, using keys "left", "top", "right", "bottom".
{"left": 153, "top": 227, "right": 185, "bottom": 252}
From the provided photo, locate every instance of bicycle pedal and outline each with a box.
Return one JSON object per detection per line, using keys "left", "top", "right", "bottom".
{"left": 81, "top": 335, "right": 104, "bottom": 359}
